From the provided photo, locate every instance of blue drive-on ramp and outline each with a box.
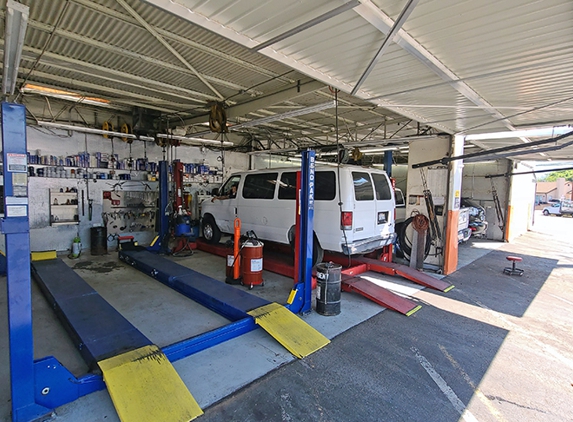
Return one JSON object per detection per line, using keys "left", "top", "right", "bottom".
{"left": 32, "top": 258, "right": 152, "bottom": 370}
{"left": 119, "top": 249, "right": 270, "bottom": 320}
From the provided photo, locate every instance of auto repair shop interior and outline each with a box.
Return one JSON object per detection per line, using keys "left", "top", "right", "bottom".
{"left": 1, "top": 1, "right": 573, "bottom": 422}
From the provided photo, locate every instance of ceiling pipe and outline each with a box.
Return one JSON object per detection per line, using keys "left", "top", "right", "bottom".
{"left": 156, "top": 133, "right": 233, "bottom": 147}
{"left": 36, "top": 121, "right": 154, "bottom": 141}
{"left": 413, "top": 130, "right": 573, "bottom": 168}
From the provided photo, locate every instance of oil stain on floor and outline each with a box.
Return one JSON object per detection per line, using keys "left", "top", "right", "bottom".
{"left": 72, "top": 260, "right": 122, "bottom": 273}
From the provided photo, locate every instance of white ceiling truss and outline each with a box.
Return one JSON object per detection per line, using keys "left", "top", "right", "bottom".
{"left": 2, "top": 0, "right": 573, "bottom": 161}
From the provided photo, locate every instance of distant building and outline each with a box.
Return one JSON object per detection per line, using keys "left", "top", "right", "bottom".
{"left": 536, "top": 178, "right": 572, "bottom": 203}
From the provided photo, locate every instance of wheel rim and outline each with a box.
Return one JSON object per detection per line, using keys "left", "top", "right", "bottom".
{"left": 204, "top": 224, "right": 213, "bottom": 240}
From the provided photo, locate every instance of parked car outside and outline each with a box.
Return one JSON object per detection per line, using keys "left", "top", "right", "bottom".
{"left": 543, "top": 202, "right": 562, "bottom": 216}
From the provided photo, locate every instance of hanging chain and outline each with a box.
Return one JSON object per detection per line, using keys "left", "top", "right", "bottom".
{"left": 420, "top": 168, "right": 443, "bottom": 244}
{"left": 490, "top": 178, "right": 505, "bottom": 233}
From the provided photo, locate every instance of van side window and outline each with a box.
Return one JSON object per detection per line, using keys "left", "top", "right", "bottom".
{"left": 278, "top": 172, "right": 297, "bottom": 200}
{"left": 220, "top": 175, "right": 241, "bottom": 197}
{"left": 243, "top": 173, "right": 278, "bottom": 199}
{"left": 371, "top": 173, "right": 392, "bottom": 200}
{"left": 352, "top": 172, "right": 374, "bottom": 201}
{"left": 278, "top": 171, "right": 336, "bottom": 200}
{"left": 394, "top": 188, "right": 405, "bottom": 206}
{"left": 315, "top": 171, "right": 336, "bottom": 200}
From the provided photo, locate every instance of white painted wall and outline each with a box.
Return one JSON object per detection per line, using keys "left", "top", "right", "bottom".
{"left": 1, "top": 126, "right": 249, "bottom": 253}
{"left": 461, "top": 160, "right": 510, "bottom": 241}
{"left": 506, "top": 162, "right": 536, "bottom": 241}
{"left": 406, "top": 137, "right": 451, "bottom": 267}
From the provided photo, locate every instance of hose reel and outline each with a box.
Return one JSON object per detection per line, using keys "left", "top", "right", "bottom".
{"left": 209, "top": 102, "right": 228, "bottom": 133}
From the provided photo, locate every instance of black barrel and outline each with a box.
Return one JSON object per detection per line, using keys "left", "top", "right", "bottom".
{"left": 316, "top": 262, "right": 342, "bottom": 316}
{"left": 90, "top": 226, "right": 107, "bottom": 255}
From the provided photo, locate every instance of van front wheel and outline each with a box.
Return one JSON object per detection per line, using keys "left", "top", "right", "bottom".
{"left": 202, "top": 215, "right": 221, "bottom": 244}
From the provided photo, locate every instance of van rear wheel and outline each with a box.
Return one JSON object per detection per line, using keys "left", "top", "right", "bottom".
{"left": 202, "top": 215, "right": 221, "bottom": 244}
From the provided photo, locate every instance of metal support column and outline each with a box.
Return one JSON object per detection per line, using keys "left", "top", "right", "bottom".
{"left": 287, "top": 150, "right": 315, "bottom": 314}
{"left": 148, "top": 160, "right": 170, "bottom": 253}
{"left": 1, "top": 102, "right": 51, "bottom": 421}
{"left": 383, "top": 151, "right": 393, "bottom": 177}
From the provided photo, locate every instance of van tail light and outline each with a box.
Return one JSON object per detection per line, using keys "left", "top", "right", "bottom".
{"left": 341, "top": 211, "right": 353, "bottom": 230}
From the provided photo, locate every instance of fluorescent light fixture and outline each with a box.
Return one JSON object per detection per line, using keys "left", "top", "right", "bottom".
{"left": 360, "top": 146, "right": 399, "bottom": 153}
{"left": 465, "top": 125, "right": 573, "bottom": 141}
{"left": 21, "top": 83, "right": 122, "bottom": 109}
{"left": 37, "top": 121, "right": 154, "bottom": 142}
{"left": 229, "top": 101, "right": 335, "bottom": 130}
{"left": 247, "top": 148, "right": 300, "bottom": 156}
{"left": 3, "top": 0, "right": 29, "bottom": 95}
{"left": 156, "top": 133, "right": 233, "bottom": 147}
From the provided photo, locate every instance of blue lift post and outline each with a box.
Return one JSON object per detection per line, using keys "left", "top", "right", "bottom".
{"left": 148, "top": 160, "right": 170, "bottom": 253}
{"left": 383, "top": 151, "right": 393, "bottom": 177}
{"left": 287, "top": 149, "right": 315, "bottom": 314}
{"left": 1, "top": 102, "right": 51, "bottom": 421}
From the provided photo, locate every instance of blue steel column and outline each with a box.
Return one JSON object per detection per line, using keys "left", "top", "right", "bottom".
{"left": 149, "top": 160, "right": 170, "bottom": 253}
{"left": 383, "top": 151, "right": 393, "bottom": 177}
{"left": 1, "top": 102, "right": 51, "bottom": 421}
{"left": 297, "top": 150, "right": 315, "bottom": 313}
{"left": 158, "top": 160, "right": 169, "bottom": 240}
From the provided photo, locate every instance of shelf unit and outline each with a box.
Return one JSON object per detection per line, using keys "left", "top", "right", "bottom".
{"left": 50, "top": 190, "right": 79, "bottom": 226}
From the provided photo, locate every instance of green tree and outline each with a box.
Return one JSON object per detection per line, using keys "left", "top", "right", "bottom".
{"left": 544, "top": 169, "right": 573, "bottom": 182}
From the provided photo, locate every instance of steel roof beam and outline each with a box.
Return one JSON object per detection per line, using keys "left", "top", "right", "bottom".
{"left": 351, "top": 0, "right": 419, "bottom": 95}
{"left": 72, "top": 0, "right": 295, "bottom": 85}
{"left": 252, "top": 0, "right": 361, "bottom": 51}
{"left": 19, "top": 52, "right": 207, "bottom": 106}
{"left": 115, "top": 0, "right": 225, "bottom": 100}
{"left": 354, "top": 0, "right": 527, "bottom": 140}
{"left": 25, "top": 17, "right": 251, "bottom": 96}
{"left": 182, "top": 80, "right": 326, "bottom": 125}
{"left": 19, "top": 69, "right": 183, "bottom": 113}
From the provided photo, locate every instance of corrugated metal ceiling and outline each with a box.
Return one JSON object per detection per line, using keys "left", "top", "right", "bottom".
{"left": 2, "top": 0, "right": 573, "bottom": 161}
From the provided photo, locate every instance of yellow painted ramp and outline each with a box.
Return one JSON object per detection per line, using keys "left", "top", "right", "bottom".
{"left": 98, "top": 345, "right": 203, "bottom": 422}
{"left": 248, "top": 302, "right": 330, "bottom": 359}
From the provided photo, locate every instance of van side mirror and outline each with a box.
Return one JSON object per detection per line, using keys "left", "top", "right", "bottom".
{"left": 211, "top": 187, "right": 219, "bottom": 196}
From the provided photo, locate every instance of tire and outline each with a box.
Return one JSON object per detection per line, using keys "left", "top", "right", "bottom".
{"left": 287, "top": 228, "right": 324, "bottom": 266}
{"left": 542, "top": 209, "right": 550, "bottom": 216}
{"left": 202, "top": 214, "right": 221, "bottom": 244}
{"left": 313, "top": 236, "right": 324, "bottom": 266}
{"left": 397, "top": 216, "right": 432, "bottom": 259}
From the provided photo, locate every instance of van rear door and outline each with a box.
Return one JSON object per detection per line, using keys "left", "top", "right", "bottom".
{"left": 350, "top": 171, "right": 377, "bottom": 239}
{"left": 371, "top": 172, "right": 395, "bottom": 235}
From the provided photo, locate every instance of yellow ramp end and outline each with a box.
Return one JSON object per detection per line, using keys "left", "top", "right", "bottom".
{"left": 248, "top": 302, "right": 330, "bottom": 359}
{"left": 98, "top": 345, "right": 203, "bottom": 422}
{"left": 31, "top": 250, "right": 57, "bottom": 261}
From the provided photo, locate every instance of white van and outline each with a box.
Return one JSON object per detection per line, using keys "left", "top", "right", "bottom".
{"left": 200, "top": 165, "right": 396, "bottom": 263}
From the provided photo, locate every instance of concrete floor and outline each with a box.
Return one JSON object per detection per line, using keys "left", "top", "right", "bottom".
{"left": 1, "top": 211, "right": 572, "bottom": 421}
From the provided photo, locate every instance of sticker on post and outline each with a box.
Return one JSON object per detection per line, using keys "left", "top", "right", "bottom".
{"left": 6, "top": 205, "right": 27, "bottom": 217}
{"left": 250, "top": 258, "right": 263, "bottom": 272}
{"left": 7, "top": 153, "right": 27, "bottom": 173}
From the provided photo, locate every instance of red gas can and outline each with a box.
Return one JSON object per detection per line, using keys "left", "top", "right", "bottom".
{"left": 241, "top": 239, "right": 264, "bottom": 289}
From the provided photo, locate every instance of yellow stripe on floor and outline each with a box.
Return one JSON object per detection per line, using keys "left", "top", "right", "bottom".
{"left": 248, "top": 302, "right": 330, "bottom": 359}
{"left": 98, "top": 345, "right": 203, "bottom": 422}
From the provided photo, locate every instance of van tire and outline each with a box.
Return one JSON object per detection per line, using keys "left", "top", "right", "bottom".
{"left": 288, "top": 228, "right": 324, "bottom": 266}
{"left": 202, "top": 214, "right": 221, "bottom": 244}
{"left": 313, "top": 237, "right": 324, "bottom": 266}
